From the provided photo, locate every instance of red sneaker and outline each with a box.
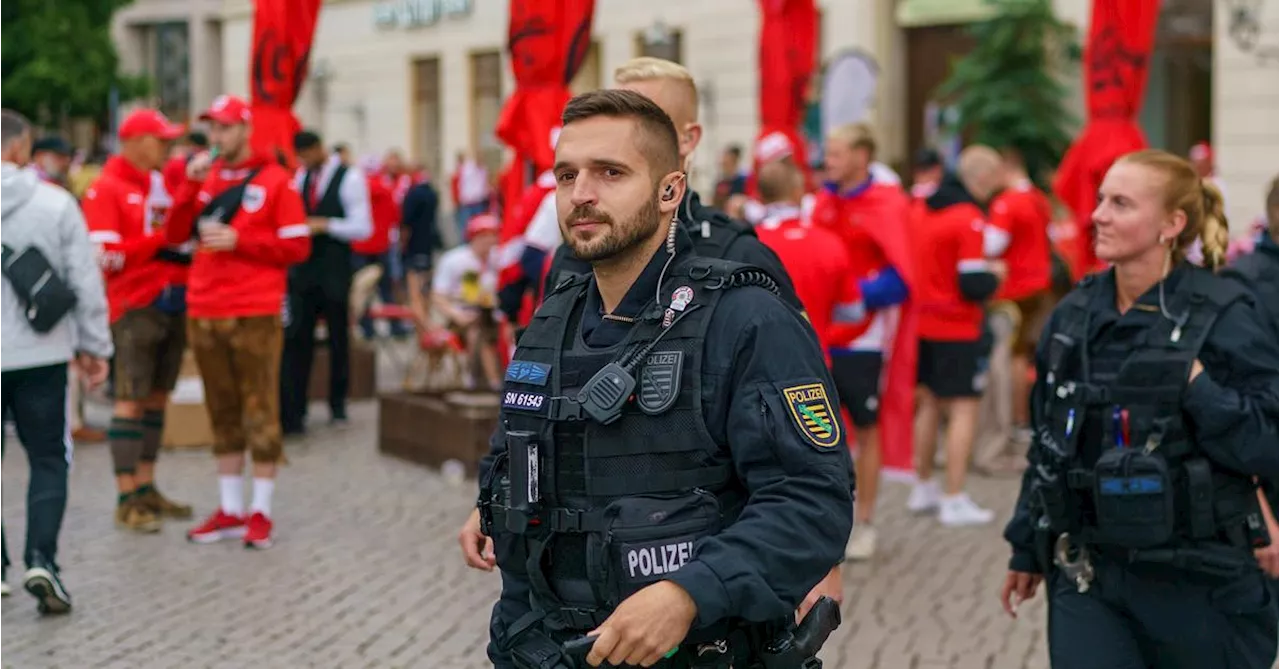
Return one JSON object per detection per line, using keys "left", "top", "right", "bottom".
{"left": 186, "top": 509, "right": 246, "bottom": 544}
{"left": 243, "top": 512, "right": 274, "bottom": 550}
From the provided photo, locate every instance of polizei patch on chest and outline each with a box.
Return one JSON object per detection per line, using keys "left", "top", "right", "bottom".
{"left": 620, "top": 537, "right": 696, "bottom": 583}
{"left": 502, "top": 391, "right": 546, "bottom": 413}
{"left": 782, "top": 382, "right": 841, "bottom": 448}
{"left": 637, "top": 350, "right": 683, "bottom": 415}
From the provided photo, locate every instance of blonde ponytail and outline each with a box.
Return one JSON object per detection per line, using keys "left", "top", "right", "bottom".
{"left": 1199, "top": 179, "right": 1229, "bottom": 271}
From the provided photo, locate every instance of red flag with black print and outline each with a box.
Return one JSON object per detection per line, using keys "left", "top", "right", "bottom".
{"left": 249, "top": 0, "right": 322, "bottom": 169}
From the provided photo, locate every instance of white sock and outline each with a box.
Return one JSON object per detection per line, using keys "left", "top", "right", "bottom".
{"left": 219, "top": 476, "right": 244, "bottom": 516}
{"left": 250, "top": 478, "right": 274, "bottom": 517}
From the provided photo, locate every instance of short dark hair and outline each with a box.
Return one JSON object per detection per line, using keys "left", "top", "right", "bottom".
{"left": 560, "top": 89, "right": 680, "bottom": 176}
{"left": 186, "top": 131, "right": 209, "bottom": 148}
{"left": 293, "top": 130, "right": 323, "bottom": 151}
{"left": 913, "top": 148, "right": 942, "bottom": 169}
{"left": 333, "top": 142, "right": 350, "bottom": 153}
{"left": 1, "top": 109, "right": 30, "bottom": 148}
{"left": 725, "top": 144, "right": 742, "bottom": 159}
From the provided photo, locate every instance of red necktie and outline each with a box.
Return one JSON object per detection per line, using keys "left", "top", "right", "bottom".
{"left": 308, "top": 170, "right": 320, "bottom": 209}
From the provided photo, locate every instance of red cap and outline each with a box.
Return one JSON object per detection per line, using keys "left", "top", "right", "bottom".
{"left": 199, "top": 95, "right": 252, "bottom": 125}
{"left": 118, "top": 109, "right": 185, "bottom": 141}
{"left": 465, "top": 213, "right": 501, "bottom": 240}
{"left": 754, "top": 131, "right": 794, "bottom": 165}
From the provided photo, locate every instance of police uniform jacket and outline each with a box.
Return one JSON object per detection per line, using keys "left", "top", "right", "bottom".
{"left": 480, "top": 226, "right": 853, "bottom": 666}
{"left": 1004, "top": 263, "right": 1279, "bottom": 574}
{"left": 542, "top": 189, "right": 804, "bottom": 312}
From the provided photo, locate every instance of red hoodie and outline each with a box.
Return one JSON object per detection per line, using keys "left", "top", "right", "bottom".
{"left": 83, "top": 156, "right": 183, "bottom": 323}
{"left": 753, "top": 204, "right": 852, "bottom": 350}
{"left": 164, "top": 152, "right": 310, "bottom": 319}
{"left": 810, "top": 179, "right": 919, "bottom": 475}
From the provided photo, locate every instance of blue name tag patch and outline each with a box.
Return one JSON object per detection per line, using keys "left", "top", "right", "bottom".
{"left": 505, "top": 361, "right": 551, "bottom": 386}
{"left": 503, "top": 391, "right": 547, "bottom": 412}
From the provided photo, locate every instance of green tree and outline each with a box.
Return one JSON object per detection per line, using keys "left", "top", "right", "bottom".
{"left": 935, "top": 0, "right": 1080, "bottom": 184}
{"left": 2, "top": 0, "right": 149, "bottom": 125}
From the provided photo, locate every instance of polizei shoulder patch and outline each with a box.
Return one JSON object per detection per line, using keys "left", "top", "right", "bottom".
{"left": 781, "top": 382, "right": 840, "bottom": 448}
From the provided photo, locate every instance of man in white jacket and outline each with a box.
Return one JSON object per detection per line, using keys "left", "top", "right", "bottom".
{"left": 0, "top": 109, "right": 113, "bottom": 615}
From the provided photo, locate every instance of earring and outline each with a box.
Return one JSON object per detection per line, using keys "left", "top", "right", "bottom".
{"left": 1158, "top": 234, "right": 1168, "bottom": 245}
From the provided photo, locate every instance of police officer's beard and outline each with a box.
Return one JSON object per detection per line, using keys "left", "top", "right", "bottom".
{"left": 566, "top": 197, "right": 662, "bottom": 264}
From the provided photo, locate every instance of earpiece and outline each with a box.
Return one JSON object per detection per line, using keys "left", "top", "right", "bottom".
{"left": 662, "top": 184, "right": 676, "bottom": 201}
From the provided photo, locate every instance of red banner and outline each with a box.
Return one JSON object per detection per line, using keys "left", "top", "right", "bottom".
{"left": 757, "top": 0, "right": 817, "bottom": 176}
{"left": 249, "top": 0, "right": 322, "bottom": 169}
{"left": 494, "top": 0, "right": 595, "bottom": 227}
{"left": 1052, "top": 0, "right": 1159, "bottom": 273}
{"left": 496, "top": 0, "right": 595, "bottom": 166}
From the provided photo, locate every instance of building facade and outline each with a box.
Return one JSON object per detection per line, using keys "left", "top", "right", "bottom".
{"left": 115, "top": 0, "right": 1275, "bottom": 233}
{"left": 111, "top": 0, "right": 226, "bottom": 125}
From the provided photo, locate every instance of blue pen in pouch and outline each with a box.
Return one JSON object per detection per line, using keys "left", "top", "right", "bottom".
{"left": 1065, "top": 408, "right": 1076, "bottom": 439}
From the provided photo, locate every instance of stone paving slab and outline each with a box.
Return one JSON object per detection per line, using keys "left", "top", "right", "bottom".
{"left": 2, "top": 395, "right": 1047, "bottom": 669}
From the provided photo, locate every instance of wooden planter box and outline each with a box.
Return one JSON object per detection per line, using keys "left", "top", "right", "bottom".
{"left": 378, "top": 391, "right": 499, "bottom": 474}
{"left": 308, "top": 342, "right": 377, "bottom": 401}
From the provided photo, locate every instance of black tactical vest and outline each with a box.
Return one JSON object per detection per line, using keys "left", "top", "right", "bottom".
{"left": 296, "top": 165, "right": 352, "bottom": 292}
{"left": 481, "top": 256, "right": 777, "bottom": 633}
{"left": 1034, "top": 268, "right": 1264, "bottom": 561}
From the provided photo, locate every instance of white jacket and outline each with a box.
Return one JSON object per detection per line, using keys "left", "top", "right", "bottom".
{"left": 2, "top": 163, "right": 113, "bottom": 371}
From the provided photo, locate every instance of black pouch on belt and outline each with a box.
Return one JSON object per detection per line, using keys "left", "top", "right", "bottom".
{"left": 1093, "top": 448, "right": 1175, "bottom": 548}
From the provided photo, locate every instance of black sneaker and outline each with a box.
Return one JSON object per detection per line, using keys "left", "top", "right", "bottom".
{"left": 23, "top": 553, "right": 71, "bottom": 614}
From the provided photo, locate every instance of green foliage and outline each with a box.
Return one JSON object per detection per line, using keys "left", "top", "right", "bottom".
{"left": 2, "top": 0, "right": 150, "bottom": 124}
{"left": 935, "top": 0, "right": 1080, "bottom": 183}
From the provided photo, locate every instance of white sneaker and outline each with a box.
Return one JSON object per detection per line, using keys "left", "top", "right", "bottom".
{"left": 938, "top": 493, "right": 996, "bottom": 527}
{"left": 1, "top": 580, "right": 9, "bottom": 597}
{"left": 844, "top": 526, "right": 877, "bottom": 561}
{"left": 906, "top": 480, "right": 942, "bottom": 514}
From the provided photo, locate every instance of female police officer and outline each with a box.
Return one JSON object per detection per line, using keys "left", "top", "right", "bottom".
{"left": 999, "top": 149, "right": 1278, "bottom": 668}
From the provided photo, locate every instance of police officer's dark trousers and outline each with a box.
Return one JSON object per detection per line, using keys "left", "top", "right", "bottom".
{"left": 281, "top": 268, "right": 351, "bottom": 430}
{"left": 1047, "top": 558, "right": 1278, "bottom": 669}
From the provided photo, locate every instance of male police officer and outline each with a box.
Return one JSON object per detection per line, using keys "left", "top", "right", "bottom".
{"left": 462, "top": 90, "right": 852, "bottom": 668}
{"left": 541, "top": 58, "right": 802, "bottom": 312}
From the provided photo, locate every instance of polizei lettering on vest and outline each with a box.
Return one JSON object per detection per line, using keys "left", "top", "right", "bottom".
{"left": 624, "top": 540, "right": 694, "bottom": 581}
{"left": 646, "top": 351, "right": 681, "bottom": 367}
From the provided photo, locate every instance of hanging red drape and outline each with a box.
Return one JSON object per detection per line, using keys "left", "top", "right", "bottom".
{"left": 249, "top": 0, "right": 322, "bottom": 170}
{"left": 494, "top": 0, "right": 596, "bottom": 218}
{"left": 755, "top": 0, "right": 817, "bottom": 183}
{"left": 1052, "top": 0, "right": 1160, "bottom": 274}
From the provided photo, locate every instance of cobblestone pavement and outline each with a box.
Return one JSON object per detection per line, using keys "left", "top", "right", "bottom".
{"left": 2, "top": 394, "right": 1047, "bottom": 669}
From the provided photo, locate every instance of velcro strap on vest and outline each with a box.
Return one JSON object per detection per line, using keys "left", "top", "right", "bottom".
{"left": 1067, "top": 469, "right": 1094, "bottom": 490}
{"left": 1184, "top": 458, "right": 1216, "bottom": 540}
{"left": 1075, "top": 384, "right": 1110, "bottom": 406}
{"left": 589, "top": 464, "right": 732, "bottom": 497}
{"left": 547, "top": 508, "right": 607, "bottom": 533}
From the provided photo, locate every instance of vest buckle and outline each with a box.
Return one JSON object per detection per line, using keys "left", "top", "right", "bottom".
{"left": 560, "top": 606, "right": 607, "bottom": 631}
{"left": 550, "top": 508, "right": 583, "bottom": 532}
{"left": 547, "top": 397, "right": 585, "bottom": 422}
